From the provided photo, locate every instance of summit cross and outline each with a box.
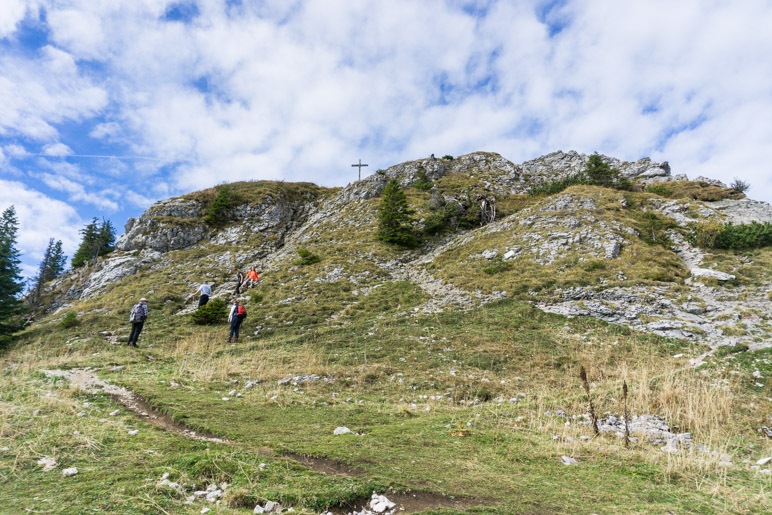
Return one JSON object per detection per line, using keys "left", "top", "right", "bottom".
{"left": 351, "top": 159, "right": 369, "bottom": 180}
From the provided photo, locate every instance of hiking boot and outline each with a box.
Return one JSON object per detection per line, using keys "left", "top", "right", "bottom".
{"left": 226, "top": 338, "right": 231, "bottom": 343}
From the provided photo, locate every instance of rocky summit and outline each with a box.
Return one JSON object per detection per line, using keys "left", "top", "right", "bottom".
{"left": 44, "top": 150, "right": 771, "bottom": 358}
{"left": 12, "top": 150, "right": 772, "bottom": 514}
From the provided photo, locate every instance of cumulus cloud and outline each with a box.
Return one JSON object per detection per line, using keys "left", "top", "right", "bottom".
{"left": 41, "top": 143, "right": 73, "bottom": 156}
{"left": 2, "top": 0, "right": 772, "bottom": 278}
{"left": 0, "top": 179, "right": 81, "bottom": 277}
{"left": 0, "top": 0, "right": 31, "bottom": 38}
{"left": 0, "top": 44, "right": 107, "bottom": 142}
{"left": 39, "top": 173, "right": 119, "bottom": 212}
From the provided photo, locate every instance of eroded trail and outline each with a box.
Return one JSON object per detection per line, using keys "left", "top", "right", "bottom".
{"left": 42, "top": 368, "right": 479, "bottom": 514}
{"left": 43, "top": 368, "right": 227, "bottom": 443}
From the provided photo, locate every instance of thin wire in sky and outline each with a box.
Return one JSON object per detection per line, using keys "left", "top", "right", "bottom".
{"left": 30, "top": 153, "right": 162, "bottom": 161}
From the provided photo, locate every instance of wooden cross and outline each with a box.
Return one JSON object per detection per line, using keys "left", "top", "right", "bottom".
{"left": 351, "top": 159, "right": 369, "bottom": 180}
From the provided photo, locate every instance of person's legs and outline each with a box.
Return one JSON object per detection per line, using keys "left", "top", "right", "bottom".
{"left": 233, "top": 319, "right": 243, "bottom": 342}
{"left": 128, "top": 322, "right": 144, "bottom": 346}
{"left": 228, "top": 320, "right": 236, "bottom": 342}
{"left": 199, "top": 294, "right": 209, "bottom": 306}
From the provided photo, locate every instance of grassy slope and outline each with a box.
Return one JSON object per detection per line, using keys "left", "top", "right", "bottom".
{"left": 2, "top": 180, "right": 771, "bottom": 514}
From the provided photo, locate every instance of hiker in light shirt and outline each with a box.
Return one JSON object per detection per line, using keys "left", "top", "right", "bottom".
{"left": 195, "top": 282, "right": 212, "bottom": 306}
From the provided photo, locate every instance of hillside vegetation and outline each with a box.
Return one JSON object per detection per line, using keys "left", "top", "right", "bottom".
{"left": 2, "top": 151, "right": 771, "bottom": 514}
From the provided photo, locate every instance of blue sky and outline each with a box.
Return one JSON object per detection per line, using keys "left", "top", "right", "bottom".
{"left": 2, "top": 0, "right": 772, "bottom": 281}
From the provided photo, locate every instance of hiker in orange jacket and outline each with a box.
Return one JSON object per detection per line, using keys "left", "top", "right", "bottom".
{"left": 244, "top": 267, "right": 259, "bottom": 288}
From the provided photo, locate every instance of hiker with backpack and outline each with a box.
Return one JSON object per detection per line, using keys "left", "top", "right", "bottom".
{"left": 127, "top": 298, "right": 149, "bottom": 347}
{"left": 227, "top": 299, "right": 247, "bottom": 343}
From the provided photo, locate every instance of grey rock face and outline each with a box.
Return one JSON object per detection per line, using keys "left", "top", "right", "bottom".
{"left": 520, "top": 150, "right": 671, "bottom": 186}
{"left": 52, "top": 150, "right": 772, "bottom": 354}
{"left": 116, "top": 198, "right": 206, "bottom": 252}
{"left": 339, "top": 151, "right": 522, "bottom": 204}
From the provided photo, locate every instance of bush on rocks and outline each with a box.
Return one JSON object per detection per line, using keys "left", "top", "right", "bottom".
{"left": 190, "top": 298, "right": 228, "bottom": 325}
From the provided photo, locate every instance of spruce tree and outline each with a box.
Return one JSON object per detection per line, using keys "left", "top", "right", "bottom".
{"left": 29, "top": 238, "right": 66, "bottom": 307}
{"left": 585, "top": 153, "right": 620, "bottom": 188}
{"left": 204, "top": 185, "right": 235, "bottom": 226}
{"left": 97, "top": 219, "right": 116, "bottom": 256}
{"left": 377, "top": 179, "right": 418, "bottom": 248}
{"left": 72, "top": 218, "right": 115, "bottom": 268}
{"left": 0, "top": 206, "right": 25, "bottom": 343}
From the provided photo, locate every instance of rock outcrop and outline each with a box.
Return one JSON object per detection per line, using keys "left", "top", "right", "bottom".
{"left": 47, "top": 150, "right": 771, "bottom": 355}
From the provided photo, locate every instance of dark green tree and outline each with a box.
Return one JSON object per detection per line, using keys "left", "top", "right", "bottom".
{"left": 98, "top": 219, "right": 116, "bottom": 255}
{"left": 28, "top": 238, "right": 66, "bottom": 307}
{"left": 204, "top": 185, "right": 235, "bottom": 226}
{"left": 0, "top": 206, "right": 25, "bottom": 344}
{"left": 71, "top": 218, "right": 115, "bottom": 268}
{"left": 190, "top": 298, "right": 228, "bottom": 325}
{"left": 377, "top": 179, "right": 418, "bottom": 248}
{"left": 585, "top": 153, "right": 621, "bottom": 188}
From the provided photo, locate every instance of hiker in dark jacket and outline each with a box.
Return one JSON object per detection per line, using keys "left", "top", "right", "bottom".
{"left": 128, "top": 298, "right": 149, "bottom": 347}
{"left": 234, "top": 267, "right": 244, "bottom": 295}
{"left": 227, "top": 299, "right": 246, "bottom": 343}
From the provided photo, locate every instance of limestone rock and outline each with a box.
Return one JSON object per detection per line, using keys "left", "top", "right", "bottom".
{"left": 690, "top": 268, "right": 735, "bottom": 281}
{"left": 62, "top": 467, "right": 78, "bottom": 477}
{"left": 37, "top": 457, "right": 57, "bottom": 472}
{"left": 116, "top": 198, "right": 206, "bottom": 252}
{"left": 561, "top": 456, "right": 578, "bottom": 465}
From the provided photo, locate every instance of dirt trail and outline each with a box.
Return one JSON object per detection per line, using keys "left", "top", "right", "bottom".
{"left": 43, "top": 368, "right": 480, "bottom": 514}
{"left": 43, "top": 368, "right": 226, "bottom": 443}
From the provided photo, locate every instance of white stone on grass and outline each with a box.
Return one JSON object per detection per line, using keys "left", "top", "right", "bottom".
{"left": 333, "top": 426, "right": 352, "bottom": 435}
{"left": 370, "top": 493, "right": 396, "bottom": 513}
{"left": 690, "top": 267, "right": 735, "bottom": 281}
{"left": 62, "top": 467, "right": 78, "bottom": 477}
{"left": 37, "top": 457, "right": 57, "bottom": 472}
{"left": 560, "top": 456, "right": 577, "bottom": 466}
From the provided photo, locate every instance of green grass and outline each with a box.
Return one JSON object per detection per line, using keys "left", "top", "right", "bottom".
{"left": 10, "top": 295, "right": 768, "bottom": 513}
{"left": 4, "top": 179, "right": 772, "bottom": 514}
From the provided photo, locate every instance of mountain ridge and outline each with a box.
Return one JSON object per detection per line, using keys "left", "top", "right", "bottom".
{"left": 40, "top": 149, "right": 772, "bottom": 355}
{"left": 9, "top": 149, "right": 772, "bottom": 514}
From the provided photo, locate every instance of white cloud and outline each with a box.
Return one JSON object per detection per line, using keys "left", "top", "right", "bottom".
{"left": 41, "top": 142, "right": 73, "bottom": 156}
{"left": 0, "top": 44, "right": 108, "bottom": 142}
{"left": 89, "top": 122, "right": 122, "bottom": 141}
{"left": 46, "top": 8, "right": 106, "bottom": 60}
{"left": 0, "top": 0, "right": 33, "bottom": 38}
{"left": 0, "top": 0, "right": 771, "bottom": 285}
{"left": 39, "top": 172, "right": 119, "bottom": 212}
{"left": 0, "top": 179, "right": 81, "bottom": 276}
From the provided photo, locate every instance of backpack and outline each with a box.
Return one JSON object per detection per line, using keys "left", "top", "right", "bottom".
{"left": 130, "top": 303, "right": 147, "bottom": 322}
{"left": 236, "top": 304, "right": 247, "bottom": 319}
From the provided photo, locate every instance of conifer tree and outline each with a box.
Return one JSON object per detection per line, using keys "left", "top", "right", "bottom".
{"left": 0, "top": 206, "right": 25, "bottom": 344}
{"left": 585, "top": 153, "right": 620, "bottom": 188}
{"left": 28, "top": 238, "right": 66, "bottom": 307}
{"left": 377, "top": 179, "right": 418, "bottom": 248}
{"left": 71, "top": 218, "right": 115, "bottom": 268}
{"left": 204, "top": 185, "right": 235, "bottom": 226}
